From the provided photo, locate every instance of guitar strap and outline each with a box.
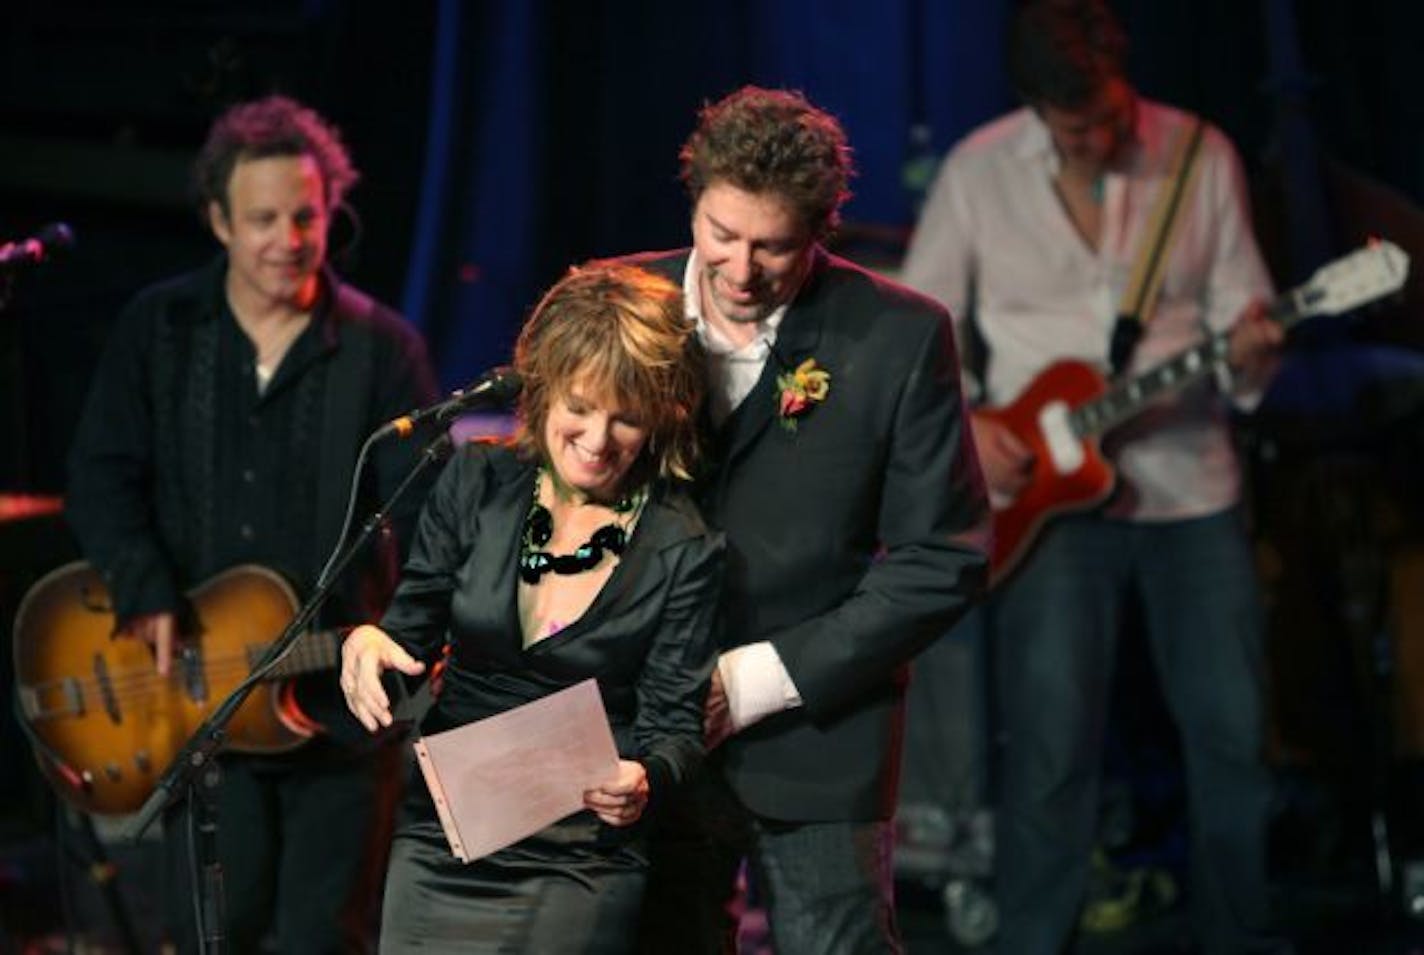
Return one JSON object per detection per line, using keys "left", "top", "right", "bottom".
{"left": 1108, "top": 117, "right": 1206, "bottom": 375}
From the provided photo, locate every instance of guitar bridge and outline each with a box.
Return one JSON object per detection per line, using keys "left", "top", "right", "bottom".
{"left": 93, "top": 654, "right": 120, "bottom": 724}
{"left": 15, "top": 679, "right": 85, "bottom": 721}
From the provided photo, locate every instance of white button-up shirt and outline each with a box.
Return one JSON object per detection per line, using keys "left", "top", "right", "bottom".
{"left": 682, "top": 250, "right": 803, "bottom": 732}
{"left": 682, "top": 248, "right": 789, "bottom": 425}
{"left": 901, "top": 99, "right": 1273, "bottom": 521}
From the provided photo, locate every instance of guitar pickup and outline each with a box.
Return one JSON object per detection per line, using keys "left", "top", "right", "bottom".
{"left": 181, "top": 644, "right": 207, "bottom": 704}
{"left": 92, "top": 654, "right": 120, "bottom": 724}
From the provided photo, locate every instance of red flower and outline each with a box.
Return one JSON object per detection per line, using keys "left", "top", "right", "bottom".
{"left": 775, "top": 358, "right": 831, "bottom": 432}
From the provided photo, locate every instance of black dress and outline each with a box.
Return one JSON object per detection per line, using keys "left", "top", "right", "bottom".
{"left": 377, "top": 443, "right": 722, "bottom": 953}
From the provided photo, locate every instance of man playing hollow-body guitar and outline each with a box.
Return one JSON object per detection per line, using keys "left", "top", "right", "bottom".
{"left": 65, "top": 96, "right": 437, "bottom": 952}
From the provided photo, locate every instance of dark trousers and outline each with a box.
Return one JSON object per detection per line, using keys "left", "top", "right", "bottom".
{"left": 992, "top": 509, "right": 1286, "bottom": 955}
{"left": 164, "top": 740, "right": 402, "bottom": 954}
{"left": 638, "top": 766, "right": 901, "bottom": 955}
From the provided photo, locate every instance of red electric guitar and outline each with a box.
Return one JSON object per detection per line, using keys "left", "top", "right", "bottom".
{"left": 981, "top": 240, "right": 1410, "bottom": 582}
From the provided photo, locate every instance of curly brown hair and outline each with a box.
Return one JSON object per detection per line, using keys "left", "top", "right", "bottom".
{"left": 679, "top": 86, "right": 854, "bottom": 239}
{"left": 194, "top": 94, "right": 359, "bottom": 218}
{"left": 513, "top": 263, "right": 705, "bottom": 486}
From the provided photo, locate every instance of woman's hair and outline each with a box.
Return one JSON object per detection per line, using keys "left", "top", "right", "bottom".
{"left": 513, "top": 262, "right": 705, "bottom": 485}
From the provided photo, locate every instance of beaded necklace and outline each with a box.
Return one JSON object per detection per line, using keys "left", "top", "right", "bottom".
{"left": 518, "top": 469, "right": 646, "bottom": 584}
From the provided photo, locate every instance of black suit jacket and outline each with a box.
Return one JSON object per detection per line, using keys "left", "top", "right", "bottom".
{"left": 630, "top": 248, "right": 989, "bottom": 821}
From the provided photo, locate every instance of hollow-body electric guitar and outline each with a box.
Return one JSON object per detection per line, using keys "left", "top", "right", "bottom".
{"left": 12, "top": 561, "right": 341, "bottom": 816}
{"left": 981, "top": 240, "right": 1410, "bottom": 582}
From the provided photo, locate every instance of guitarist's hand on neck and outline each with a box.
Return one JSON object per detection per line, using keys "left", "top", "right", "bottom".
{"left": 119, "top": 611, "right": 176, "bottom": 676}
{"left": 1224, "top": 300, "right": 1284, "bottom": 393}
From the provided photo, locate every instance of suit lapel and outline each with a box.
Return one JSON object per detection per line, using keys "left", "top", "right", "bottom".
{"left": 481, "top": 450, "right": 536, "bottom": 641}
{"left": 500, "top": 462, "right": 687, "bottom": 639}
{"left": 535, "top": 493, "right": 683, "bottom": 643}
{"left": 598, "top": 495, "right": 681, "bottom": 614}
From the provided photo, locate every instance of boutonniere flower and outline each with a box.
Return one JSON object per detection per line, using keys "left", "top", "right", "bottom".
{"left": 775, "top": 358, "right": 831, "bottom": 432}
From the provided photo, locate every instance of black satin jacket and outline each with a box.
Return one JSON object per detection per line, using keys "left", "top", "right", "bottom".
{"left": 381, "top": 442, "right": 723, "bottom": 803}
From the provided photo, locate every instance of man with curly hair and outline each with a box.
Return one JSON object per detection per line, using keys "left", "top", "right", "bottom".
{"left": 66, "top": 95, "right": 437, "bottom": 952}
{"left": 632, "top": 85, "right": 990, "bottom": 953}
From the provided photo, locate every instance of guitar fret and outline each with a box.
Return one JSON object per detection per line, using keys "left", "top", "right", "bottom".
{"left": 1079, "top": 339, "right": 1222, "bottom": 436}
{"left": 255, "top": 629, "right": 339, "bottom": 680}
{"left": 989, "top": 240, "right": 1409, "bottom": 584}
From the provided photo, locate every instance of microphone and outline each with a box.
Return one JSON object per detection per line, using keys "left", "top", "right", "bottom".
{"left": 0, "top": 222, "right": 76, "bottom": 270}
{"left": 378, "top": 366, "right": 522, "bottom": 438}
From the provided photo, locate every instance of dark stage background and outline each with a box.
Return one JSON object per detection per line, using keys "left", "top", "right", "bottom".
{"left": 0, "top": 0, "right": 1420, "bottom": 490}
{"left": 2, "top": 0, "right": 1424, "bottom": 948}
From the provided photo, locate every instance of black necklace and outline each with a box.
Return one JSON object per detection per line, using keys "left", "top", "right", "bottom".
{"left": 518, "top": 471, "right": 644, "bottom": 585}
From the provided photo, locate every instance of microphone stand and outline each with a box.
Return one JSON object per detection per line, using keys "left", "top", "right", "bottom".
{"left": 122, "top": 427, "right": 454, "bottom": 953}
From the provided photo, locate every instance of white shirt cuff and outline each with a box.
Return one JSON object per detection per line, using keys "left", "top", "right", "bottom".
{"left": 717, "top": 642, "right": 803, "bottom": 733}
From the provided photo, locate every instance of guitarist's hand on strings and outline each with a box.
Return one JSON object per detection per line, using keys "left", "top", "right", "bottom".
{"left": 1225, "top": 300, "right": 1283, "bottom": 392}
{"left": 970, "top": 412, "right": 1036, "bottom": 502}
{"left": 340, "top": 624, "right": 426, "bottom": 732}
{"left": 120, "top": 611, "right": 176, "bottom": 677}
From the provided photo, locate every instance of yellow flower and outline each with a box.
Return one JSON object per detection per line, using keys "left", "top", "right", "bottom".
{"left": 793, "top": 359, "right": 831, "bottom": 401}
{"left": 775, "top": 358, "right": 831, "bottom": 432}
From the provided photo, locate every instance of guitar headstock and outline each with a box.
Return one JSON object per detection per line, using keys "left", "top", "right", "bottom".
{"left": 1290, "top": 239, "right": 1410, "bottom": 320}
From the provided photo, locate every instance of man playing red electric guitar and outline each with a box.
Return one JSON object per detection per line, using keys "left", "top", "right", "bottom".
{"left": 902, "top": 1, "right": 1290, "bottom": 952}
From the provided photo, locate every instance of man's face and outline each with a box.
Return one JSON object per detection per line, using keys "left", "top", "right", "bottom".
{"left": 691, "top": 181, "right": 816, "bottom": 325}
{"left": 209, "top": 153, "right": 329, "bottom": 313}
{"left": 1038, "top": 75, "right": 1136, "bottom": 179}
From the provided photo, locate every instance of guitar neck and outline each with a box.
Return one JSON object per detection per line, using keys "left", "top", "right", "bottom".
{"left": 1072, "top": 293, "right": 1302, "bottom": 438}
{"left": 258, "top": 628, "right": 344, "bottom": 680}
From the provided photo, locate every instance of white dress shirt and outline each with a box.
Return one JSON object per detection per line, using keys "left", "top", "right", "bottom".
{"left": 901, "top": 99, "right": 1274, "bottom": 521}
{"left": 682, "top": 250, "right": 804, "bottom": 732}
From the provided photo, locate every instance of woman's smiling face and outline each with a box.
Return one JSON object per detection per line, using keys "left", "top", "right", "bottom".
{"left": 543, "top": 376, "right": 649, "bottom": 503}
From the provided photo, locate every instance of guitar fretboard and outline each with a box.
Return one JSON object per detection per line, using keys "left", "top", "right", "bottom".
{"left": 1070, "top": 295, "right": 1301, "bottom": 438}
{"left": 248, "top": 629, "right": 343, "bottom": 680}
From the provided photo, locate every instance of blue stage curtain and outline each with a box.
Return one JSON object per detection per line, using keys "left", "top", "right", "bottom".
{"left": 400, "top": 1, "right": 1017, "bottom": 388}
{"left": 399, "top": 1, "right": 1418, "bottom": 388}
